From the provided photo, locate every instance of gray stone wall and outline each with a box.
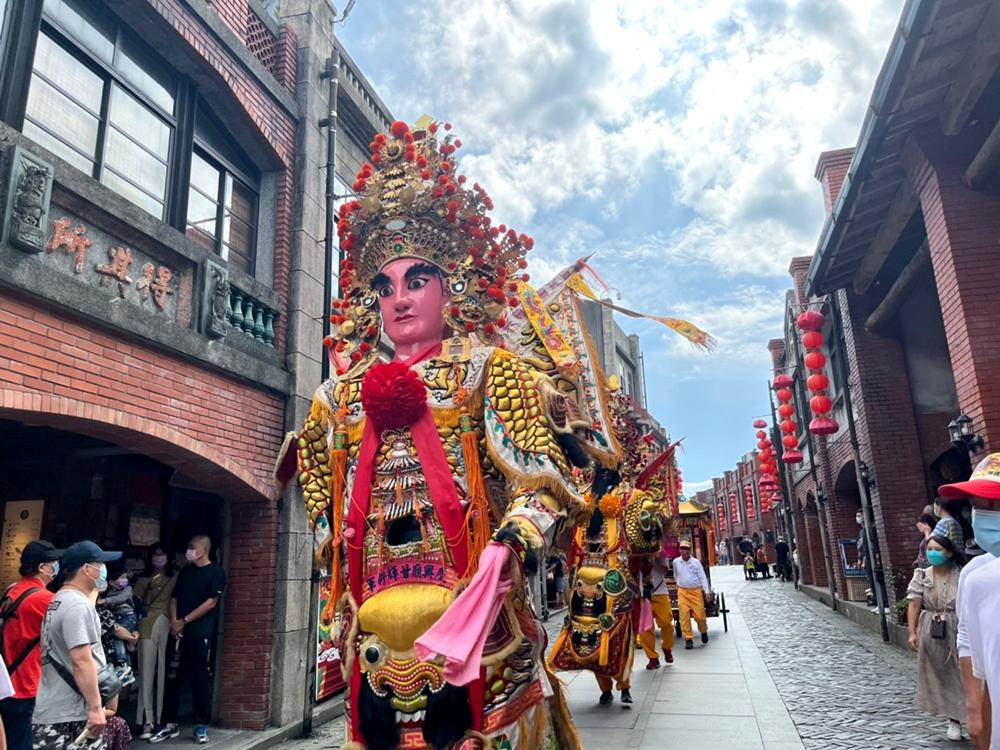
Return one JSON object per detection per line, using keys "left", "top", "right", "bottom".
{"left": 271, "top": 1, "right": 393, "bottom": 728}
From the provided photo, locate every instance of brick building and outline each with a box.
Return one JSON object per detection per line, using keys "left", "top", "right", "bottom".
{"left": 740, "top": 0, "right": 1000, "bottom": 614}
{"left": 0, "top": 0, "right": 387, "bottom": 731}
{"left": 709, "top": 451, "right": 780, "bottom": 565}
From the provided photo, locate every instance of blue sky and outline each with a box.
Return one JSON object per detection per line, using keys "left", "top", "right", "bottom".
{"left": 336, "top": 0, "right": 903, "bottom": 492}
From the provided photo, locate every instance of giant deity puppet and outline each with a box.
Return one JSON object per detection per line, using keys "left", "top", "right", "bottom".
{"left": 547, "top": 391, "right": 678, "bottom": 705}
{"left": 284, "top": 118, "right": 591, "bottom": 750}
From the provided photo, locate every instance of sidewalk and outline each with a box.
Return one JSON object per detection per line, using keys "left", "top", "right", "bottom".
{"left": 557, "top": 565, "right": 803, "bottom": 750}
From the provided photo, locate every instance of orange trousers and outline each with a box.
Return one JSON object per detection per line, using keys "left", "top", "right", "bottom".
{"left": 677, "top": 586, "right": 708, "bottom": 641}
{"left": 638, "top": 595, "right": 675, "bottom": 658}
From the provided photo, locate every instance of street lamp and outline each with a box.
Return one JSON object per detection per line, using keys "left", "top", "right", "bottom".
{"left": 859, "top": 462, "right": 875, "bottom": 490}
{"left": 948, "top": 413, "right": 985, "bottom": 453}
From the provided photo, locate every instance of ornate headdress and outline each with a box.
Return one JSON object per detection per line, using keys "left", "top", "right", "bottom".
{"left": 326, "top": 117, "right": 534, "bottom": 376}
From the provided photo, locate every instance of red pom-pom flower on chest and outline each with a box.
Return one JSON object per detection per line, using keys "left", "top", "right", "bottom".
{"left": 361, "top": 361, "right": 428, "bottom": 434}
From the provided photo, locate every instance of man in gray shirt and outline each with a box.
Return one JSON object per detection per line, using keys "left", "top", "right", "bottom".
{"left": 32, "top": 541, "right": 121, "bottom": 750}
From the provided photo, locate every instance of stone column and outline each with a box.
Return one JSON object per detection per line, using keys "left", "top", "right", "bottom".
{"left": 271, "top": 0, "right": 337, "bottom": 727}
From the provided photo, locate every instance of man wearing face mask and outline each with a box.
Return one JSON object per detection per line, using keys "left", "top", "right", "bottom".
{"left": 32, "top": 540, "right": 121, "bottom": 750}
{"left": 149, "top": 536, "right": 225, "bottom": 745}
{"left": 940, "top": 453, "right": 1000, "bottom": 750}
{"left": 0, "top": 541, "right": 64, "bottom": 750}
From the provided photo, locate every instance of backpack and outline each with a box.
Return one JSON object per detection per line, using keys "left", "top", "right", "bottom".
{"left": 0, "top": 585, "right": 43, "bottom": 675}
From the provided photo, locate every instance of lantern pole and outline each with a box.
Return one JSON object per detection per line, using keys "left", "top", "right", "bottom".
{"left": 829, "top": 294, "right": 890, "bottom": 643}
{"left": 768, "top": 386, "right": 800, "bottom": 588}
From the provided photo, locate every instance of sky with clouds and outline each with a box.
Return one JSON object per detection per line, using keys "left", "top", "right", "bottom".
{"left": 336, "top": 0, "right": 904, "bottom": 494}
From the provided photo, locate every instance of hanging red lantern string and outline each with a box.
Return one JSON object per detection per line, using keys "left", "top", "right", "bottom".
{"left": 717, "top": 500, "right": 727, "bottom": 532}
{"left": 796, "top": 307, "right": 840, "bottom": 436}
{"left": 772, "top": 374, "right": 803, "bottom": 464}
{"left": 743, "top": 484, "right": 756, "bottom": 520}
{"left": 729, "top": 491, "right": 739, "bottom": 523}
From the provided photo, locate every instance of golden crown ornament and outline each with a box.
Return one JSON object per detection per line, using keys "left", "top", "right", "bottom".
{"left": 325, "top": 117, "right": 534, "bottom": 377}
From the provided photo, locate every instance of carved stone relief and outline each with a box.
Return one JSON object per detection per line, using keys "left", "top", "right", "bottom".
{"left": 5, "top": 147, "right": 53, "bottom": 253}
{"left": 203, "top": 260, "right": 230, "bottom": 339}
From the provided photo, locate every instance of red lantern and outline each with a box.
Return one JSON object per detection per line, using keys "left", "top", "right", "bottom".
{"left": 780, "top": 420, "right": 797, "bottom": 434}
{"left": 773, "top": 374, "right": 794, "bottom": 388}
{"left": 776, "top": 388, "right": 793, "bottom": 402}
{"left": 807, "top": 373, "right": 829, "bottom": 392}
{"left": 756, "top": 430, "right": 767, "bottom": 440}
{"left": 757, "top": 439, "right": 770, "bottom": 450}
{"left": 752, "top": 419, "right": 767, "bottom": 429}
{"left": 804, "top": 351, "right": 827, "bottom": 370}
{"left": 810, "top": 395, "right": 832, "bottom": 414}
{"left": 809, "top": 416, "right": 839, "bottom": 435}
{"left": 802, "top": 330, "right": 824, "bottom": 349}
{"left": 778, "top": 403, "right": 795, "bottom": 418}
{"left": 782, "top": 449, "right": 803, "bottom": 464}
{"left": 795, "top": 310, "right": 824, "bottom": 331}
{"left": 782, "top": 434, "right": 798, "bottom": 448}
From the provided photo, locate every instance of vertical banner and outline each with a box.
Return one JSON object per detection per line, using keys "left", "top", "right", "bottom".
{"left": 744, "top": 484, "right": 756, "bottom": 520}
{"left": 316, "top": 575, "right": 347, "bottom": 702}
{"left": 1, "top": 500, "right": 45, "bottom": 587}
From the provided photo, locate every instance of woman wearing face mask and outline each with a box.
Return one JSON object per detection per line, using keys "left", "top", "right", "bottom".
{"left": 906, "top": 535, "right": 967, "bottom": 742}
{"left": 132, "top": 544, "right": 177, "bottom": 740}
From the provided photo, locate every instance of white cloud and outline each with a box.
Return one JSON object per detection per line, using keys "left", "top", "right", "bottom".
{"left": 352, "top": 0, "right": 902, "bottom": 278}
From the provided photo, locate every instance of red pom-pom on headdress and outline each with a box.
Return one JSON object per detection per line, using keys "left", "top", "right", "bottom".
{"left": 361, "top": 361, "right": 427, "bottom": 433}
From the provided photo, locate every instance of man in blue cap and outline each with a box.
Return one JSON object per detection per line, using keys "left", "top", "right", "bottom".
{"left": 32, "top": 541, "right": 121, "bottom": 750}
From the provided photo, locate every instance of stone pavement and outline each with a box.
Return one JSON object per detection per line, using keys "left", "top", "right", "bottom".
{"left": 274, "top": 565, "right": 972, "bottom": 749}
{"left": 557, "top": 564, "right": 801, "bottom": 750}
{"left": 741, "top": 572, "right": 972, "bottom": 749}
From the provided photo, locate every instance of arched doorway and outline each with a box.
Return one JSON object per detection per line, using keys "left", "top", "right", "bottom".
{"left": 829, "top": 462, "right": 863, "bottom": 599}
{"left": 803, "top": 493, "right": 828, "bottom": 588}
{"left": 0, "top": 403, "right": 276, "bottom": 728}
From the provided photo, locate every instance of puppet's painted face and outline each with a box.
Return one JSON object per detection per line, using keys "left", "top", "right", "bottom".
{"left": 373, "top": 258, "right": 448, "bottom": 350}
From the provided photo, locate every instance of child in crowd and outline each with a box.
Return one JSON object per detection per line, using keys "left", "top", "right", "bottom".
{"left": 98, "top": 564, "right": 139, "bottom": 685}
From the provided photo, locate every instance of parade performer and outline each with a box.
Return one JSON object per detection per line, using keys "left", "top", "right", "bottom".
{"left": 674, "top": 540, "right": 711, "bottom": 649}
{"left": 547, "top": 393, "right": 675, "bottom": 705}
{"left": 637, "top": 544, "right": 675, "bottom": 670}
{"left": 282, "top": 117, "right": 590, "bottom": 750}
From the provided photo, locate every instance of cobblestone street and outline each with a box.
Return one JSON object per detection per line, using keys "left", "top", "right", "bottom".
{"left": 279, "top": 566, "right": 973, "bottom": 749}
{"left": 741, "top": 575, "right": 973, "bottom": 750}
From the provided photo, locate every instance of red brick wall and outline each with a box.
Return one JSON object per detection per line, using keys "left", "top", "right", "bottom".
{"left": 904, "top": 128, "right": 1000, "bottom": 461}
{"left": 833, "top": 287, "right": 929, "bottom": 589}
{"left": 210, "top": 0, "right": 249, "bottom": 39}
{"left": 0, "top": 291, "right": 283, "bottom": 729}
{"left": 220, "top": 499, "right": 278, "bottom": 726}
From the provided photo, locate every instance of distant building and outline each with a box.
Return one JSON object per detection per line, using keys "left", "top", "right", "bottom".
{"left": 579, "top": 298, "right": 668, "bottom": 444}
